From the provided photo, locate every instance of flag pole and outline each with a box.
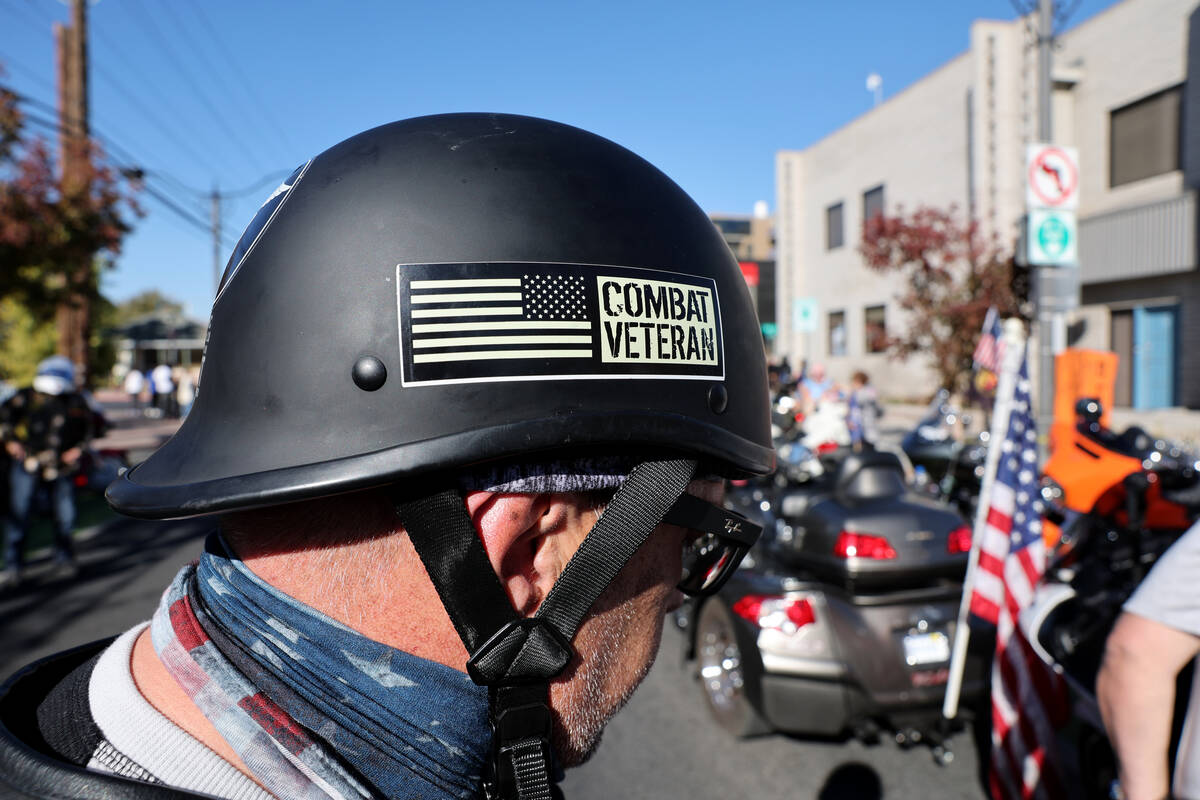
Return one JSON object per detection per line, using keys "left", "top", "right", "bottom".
{"left": 943, "top": 318, "right": 1027, "bottom": 719}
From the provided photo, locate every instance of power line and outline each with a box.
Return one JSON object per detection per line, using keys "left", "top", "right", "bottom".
{"left": 0, "top": 50, "right": 56, "bottom": 95}
{"left": 12, "top": 90, "right": 206, "bottom": 203}
{"left": 0, "top": 1, "right": 227, "bottom": 182}
{"left": 157, "top": 1, "right": 296, "bottom": 160}
{"left": 124, "top": 0, "right": 267, "bottom": 172}
{"left": 87, "top": 25, "right": 226, "bottom": 176}
{"left": 0, "top": 0, "right": 51, "bottom": 43}
{"left": 223, "top": 169, "right": 293, "bottom": 199}
{"left": 186, "top": 1, "right": 299, "bottom": 155}
{"left": 141, "top": 180, "right": 236, "bottom": 248}
{"left": 17, "top": 110, "right": 236, "bottom": 250}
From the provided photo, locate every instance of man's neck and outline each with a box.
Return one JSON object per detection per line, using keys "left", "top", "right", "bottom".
{"left": 129, "top": 627, "right": 266, "bottom": 791}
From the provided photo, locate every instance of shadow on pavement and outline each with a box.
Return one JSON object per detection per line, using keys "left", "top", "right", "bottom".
{"left": 817, "top": 762, "right": 883, "bottom": 799}
{"left": 0, "top": 515, "right": 210, "bottom": 677}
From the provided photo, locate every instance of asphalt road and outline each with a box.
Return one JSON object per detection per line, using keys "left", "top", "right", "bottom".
{"left": 0, "top": 510, "right": 988, "bottom": 800}
{"left": 0, "top": 516, "right": 211, "bottom": 679}
{"left": 563, "top": 621, "right": 989, "bottom": 800}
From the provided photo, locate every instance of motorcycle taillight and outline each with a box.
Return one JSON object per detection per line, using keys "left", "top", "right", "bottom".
{"left": 946, "top": 525, "right": 972, "bottom": 554}
{"left": 731, "top": 594, "right": 816, "bottom": 632}
{"left": 834, "top": 531, "right": 897, "bottom": 559}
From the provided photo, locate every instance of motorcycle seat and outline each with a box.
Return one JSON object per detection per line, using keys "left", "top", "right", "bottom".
{"left": 834, "top": 451, "right": 907, "bottom": 502}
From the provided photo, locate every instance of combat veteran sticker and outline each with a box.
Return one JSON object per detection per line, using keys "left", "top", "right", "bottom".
{"left": 396, "top": 263, "right": 724, "bottom": 386}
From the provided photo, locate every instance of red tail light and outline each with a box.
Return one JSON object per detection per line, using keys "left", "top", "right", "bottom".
{"left": 816, "top": 441, "right": 839, "bottom": 454}
{"left": 731, "top": 594, "right": 816, "bottom": 632}
{"left": 73, "top": 474, "right": 88, "bottom": 488}
{"left": 946, "top": 525, "right": 973, "bottom": 554}
{"left": 834, "top": 530, "right": 897, "bottom": 560}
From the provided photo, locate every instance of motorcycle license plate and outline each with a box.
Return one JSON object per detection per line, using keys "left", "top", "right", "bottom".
{"left": 903, "top": 632, "right": 950, "bottom": 666}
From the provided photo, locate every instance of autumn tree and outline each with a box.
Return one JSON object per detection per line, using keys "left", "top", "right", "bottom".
{"left": 0, "top": 72, "right": 140, "bottom": 385}
{"left": 859, "top": 205, "right": 1024, "bottom": 397}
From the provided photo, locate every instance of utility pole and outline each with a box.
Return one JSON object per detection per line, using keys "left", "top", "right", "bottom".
{"left": 1034, "top": 0, "right": 1060, "bottom": 454}
{"left": 54, "top": 0, "right": 93, "bottom": 385}
{"left": 211, "top": 186, "right": 222, "bottom": 295}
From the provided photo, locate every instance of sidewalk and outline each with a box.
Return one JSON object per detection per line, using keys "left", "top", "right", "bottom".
{"left": 92, "top": 388, "right": 182, "bottom": 462}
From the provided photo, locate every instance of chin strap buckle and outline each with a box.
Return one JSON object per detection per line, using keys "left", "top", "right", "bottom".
{"left": 467, "top": 617, "right": 573, "bottom": 686}
{"left": 482, "top": 687, "right": 558, "bottom": 800}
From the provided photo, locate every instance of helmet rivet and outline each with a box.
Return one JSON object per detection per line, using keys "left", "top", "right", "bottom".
{"left": 707, "top": 384, "right": 728, "bottom": 414}
{"left": 352, "top": 356, "right": 387, "bottom": 391}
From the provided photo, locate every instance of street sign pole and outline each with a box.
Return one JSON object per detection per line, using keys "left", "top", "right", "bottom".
{"left": 1035, "top": 0, "right": 1058, "bottom": 457}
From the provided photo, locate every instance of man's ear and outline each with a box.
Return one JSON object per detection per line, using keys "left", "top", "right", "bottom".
{"left": 464, "top": 491, "right": 595, "bottom": 615}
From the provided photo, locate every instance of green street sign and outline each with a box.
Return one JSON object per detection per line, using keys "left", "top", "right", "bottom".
{"left": 1027, "top": 209, "right": 1078, "bottom": 266}
{"left": 792, "top": 297, "right": 818, "bottom": 332}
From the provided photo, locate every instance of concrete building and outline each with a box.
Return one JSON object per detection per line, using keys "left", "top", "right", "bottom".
{"left": 776, "top": 0, "right": 1199, "bottom": 408}
{"left": 710, "top": 206, "right": 778, "bottom": 342}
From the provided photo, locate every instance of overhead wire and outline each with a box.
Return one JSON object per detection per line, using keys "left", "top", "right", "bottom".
{"left": 0, "top": 0, "right": 226, "bottom": 181}
{"left": 160, "top": 1, "right": 298, "bottom": 158}
{"left": 17, "top": 110, "right": 237, "bottom": 250}
{"left": 123, "top": 0, "right": 268, "bottom": 173}
{"left": 12, "top": 90, "right": 209, "bottom": 212}
{"left": 1, "top": 0, "right": 281, "bottom": 254}
{"left": 88, "top": 25, "right": 226, "bottom": 176}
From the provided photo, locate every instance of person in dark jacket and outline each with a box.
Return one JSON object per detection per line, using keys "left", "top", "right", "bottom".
{"left": 0, "top": 356, "right": 92, "bottom": 588}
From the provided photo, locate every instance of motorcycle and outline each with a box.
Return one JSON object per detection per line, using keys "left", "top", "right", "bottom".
{"left": 681, "top": 435, "right": 989, "bottom": 765}
{"left": 901, "top": 389, "right": 988, "bottom": 522}
{"left": 1021, "top": 399, "right": 1200, "bottom": 797}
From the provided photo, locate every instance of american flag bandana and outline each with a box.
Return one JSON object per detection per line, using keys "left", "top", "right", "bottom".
{"left": 153, "top": 535, "right": 492, "bottom": 800}
{"left": 151, "top": 566, "right": 373, "bottom": 800}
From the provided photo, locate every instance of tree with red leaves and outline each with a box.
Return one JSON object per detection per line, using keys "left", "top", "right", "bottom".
{"left": 0, "top": 74, "right": 140, "bottom": 383}
{"left": 859, "top": 206, "right": 1024, "bottom": 397}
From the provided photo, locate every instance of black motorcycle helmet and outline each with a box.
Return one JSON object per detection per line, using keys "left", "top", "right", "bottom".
{"left": 107, "top": 113, "right": 773, "bottom": 798}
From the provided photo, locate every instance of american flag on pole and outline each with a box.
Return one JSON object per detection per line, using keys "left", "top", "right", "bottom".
{"left": 970, "top": 353, "right": 1069, "bottom": 800}
{"left": 973, "top": 306, "right": 1004, "bottom": 373}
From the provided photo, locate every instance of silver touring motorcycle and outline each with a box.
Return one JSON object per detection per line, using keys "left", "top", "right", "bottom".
{"left": 678, "top": 439, "right": 992, "bottom": 765}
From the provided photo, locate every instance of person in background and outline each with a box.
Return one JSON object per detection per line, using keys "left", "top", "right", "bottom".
{"left": 123, "top": 367, "right": 145, "bottom": 412}
{"left": 1097, "top": 519, "right": 1200, "bottom": 800}
{"left": 175, "top": 368, "right": 197, "bottom": 419}
{"left": 847, "top": 370, "right": 882, "bottom": 450}
{"left": 0, "top": 356, "right": 93, "bottom": 588}
{"left": 151, "top": 363, "right": 176, "bottom": 417}
{"left": 798, "top": 361, "right": 840, "bottom": 414}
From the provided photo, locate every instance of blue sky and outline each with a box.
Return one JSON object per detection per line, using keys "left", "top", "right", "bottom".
{"left": 1, "top": 0, "right": 1119, "bottom": 319}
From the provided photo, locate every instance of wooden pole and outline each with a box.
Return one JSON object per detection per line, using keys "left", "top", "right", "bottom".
{"left": 54, "top": 0, "right": 93, "bottom": 385}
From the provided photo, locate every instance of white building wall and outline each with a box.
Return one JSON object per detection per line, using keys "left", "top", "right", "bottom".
{"left": 777, "top": 52, "right": 976, "bottom": 392}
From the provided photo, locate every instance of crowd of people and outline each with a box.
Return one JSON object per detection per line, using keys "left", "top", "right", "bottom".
{"left": 768, "top": 357, "right": 883, "bottom": 449}
{"left": 122, "top": 363, "right": 199, "bottom": 419}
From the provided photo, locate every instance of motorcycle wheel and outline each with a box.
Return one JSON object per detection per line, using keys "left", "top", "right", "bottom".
{"left": 695, "top": 600, "right": 769, "bottom": 737}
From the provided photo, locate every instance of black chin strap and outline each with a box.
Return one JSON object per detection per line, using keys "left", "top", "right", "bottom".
{"left": 394, "top": 458, "right": 697, "bottom": 800}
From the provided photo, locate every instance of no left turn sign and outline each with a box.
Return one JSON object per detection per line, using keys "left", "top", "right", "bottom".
{"left": 1026, "top": 144, "right": 1079, "bottom": 209}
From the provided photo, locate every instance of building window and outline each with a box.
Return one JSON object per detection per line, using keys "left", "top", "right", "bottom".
{"left": 863, "top": 184, "right": 885, "bottom": 224}
{"left": 864, "top": 305, "right": 887, "bottom": 353}
{"left": 826, "top": 202, "right": 844, "bottom": 250}
{"left": 1110, "top": 85, "right": 1181, "bottom": 187}
{"left": 828, "top": 310, "right": 846, "bottom": 357}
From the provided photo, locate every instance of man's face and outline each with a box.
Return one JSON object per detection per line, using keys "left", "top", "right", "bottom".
{"left": 548, "top": 479, "right": 722, "bottom": 766}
